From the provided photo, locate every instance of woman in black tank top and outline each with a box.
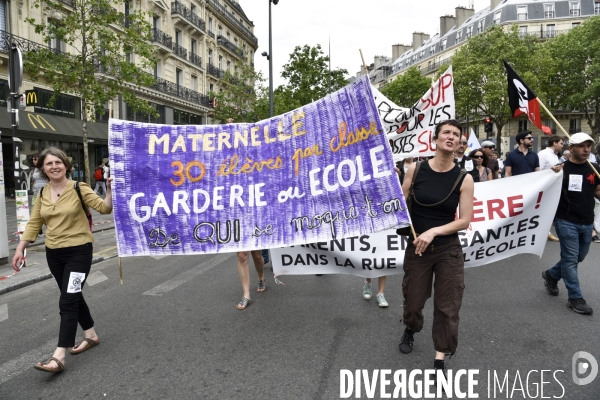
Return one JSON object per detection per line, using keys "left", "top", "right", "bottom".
{"left": 398, "top": 120, "right": 474, "bottom": 376}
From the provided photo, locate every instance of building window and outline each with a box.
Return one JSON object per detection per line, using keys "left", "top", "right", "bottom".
{"left": 544, "top": 4, "right": 555, "bottom": 18}
{"left": 208, "top": 49, "right": 213, "bottom": 65}
{"left": 208, "top": 17, "right": 213, "bottom": 32}
{"left": 546, "top": 24, "right": 555, "bottom": 38}
{"left": 209, "top": 83, "right": 214, "bottom": 93}
{"left": 456, "top": 30, "right": 463, "bottom": 42}
{"left": 569, "top": 2, "right": 580, "bottom": 17}
{"left": 493, "top": 12, "right": 501, "bottom": 25}
{"left": 519, "top": 26, "right": 528, "bottom": 38}
{"left": 517, "top": 5, "right": 528, "bottom": 21}
{"left": 33, "top": 88, "right": 81, "bottom": 119}
{"left": 569, "top": 118, "right": 581, "bottom": 134}
{"left": 226, "top": 60, "right": 231, "bottom": 72}
{"left": 595, "top": 2, "right": 600, "bottom": 15}
{"left": 419, "top": 50, "right": 424, "bottom": 58}
{"left": 518, "top": 120, "right": 528, "bottom": 132}
{"left": 477, "top": 20, "right": 484, "bottom": 34}
{"left": 126, "top": 102, "right": 164, "bottom": 124}
{"left": 467, "top": 25, "right": 473, "bottom": 37}
{"left": 430, "top": 46, "right": 434, "bottom": 55}
{"left": 572, "top": 22, "right": 581, "bottom": 28}
{"left": 49, "top": 21, "right": 66, "bottom": 53}
{"left": 191, "top": 38, "right": 197, "bottom": 55}
{"left": 175, "top": 30, "right": 181, "bottom": 45}
{"left": 191, "top": 75, "right": 197, "bottom": 91}
{"left": 218, "top": 55, "right": 222, "bottom": 69}
{"left": 174, "top": 109, "right": 203, "bottom": 125}
{"left": 218, "top": 25, "right": 222, "bottom": 36}
{"left": 176, "top": 68, "right": 183, "bottom": 87}
{"left": 440, "top": 38, "right": 447, "bottom": 51}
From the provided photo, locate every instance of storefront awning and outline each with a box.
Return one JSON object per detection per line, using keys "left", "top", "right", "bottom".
{"left": 0, "top": 110, "right": 108, "bottom": 144}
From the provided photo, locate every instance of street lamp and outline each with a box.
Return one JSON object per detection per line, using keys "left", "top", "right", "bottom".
{"left": 266, "top": 0, "right": 278, "bottom": 117}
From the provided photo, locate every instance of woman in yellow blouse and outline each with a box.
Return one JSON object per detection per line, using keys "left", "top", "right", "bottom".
{"left": 12, "top": 147, "right": 113, "bottom": 373}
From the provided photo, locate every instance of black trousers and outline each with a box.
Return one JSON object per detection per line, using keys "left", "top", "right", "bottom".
{"left": 46, "top": 243, "right": 94, "bottom": 348}
{"left": 402, "top": 239, "right": 465, "bottom": 354}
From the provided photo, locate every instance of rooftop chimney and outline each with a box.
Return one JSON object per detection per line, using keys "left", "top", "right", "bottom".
{"left": 440, "top": 15, "right": 456, "bottom": 37}
{"left": 490, "top": 0, "right": 502, "bottom": 11}
{"left": 392, "top": 44, "right": 411, "bottom": 61}
{"left": 412, "top": 32, "right": 430, "bottom": 51}
{"left": 455, "top": 6, "right": 475, "bottom": 28}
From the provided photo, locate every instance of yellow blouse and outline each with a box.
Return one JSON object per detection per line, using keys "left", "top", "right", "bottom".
{"left": 22, "top": 181, "right": 113, "bottom": 249}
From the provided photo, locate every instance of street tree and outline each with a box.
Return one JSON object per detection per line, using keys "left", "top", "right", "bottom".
{"left": 210, "top": 61, "right": 269, "bottom": 123}
{"left": 25, "top": 0, "right": 157, "bottom": 184}
{"left": 447, "top": 25, "right": 551, "bottom": 145}
{"left": 278, "top": 44, "right": 348, "bottom": 112}
{"left": 546, "top": 16, "right": 600, "bottom": 139}
{"left": 381, "top": 66, "right": 432, "bottom": 108}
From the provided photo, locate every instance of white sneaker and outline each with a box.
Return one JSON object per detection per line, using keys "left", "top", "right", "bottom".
{"left": 376, "top": 293, "right": 388, "bottom": 307}
{"left": 362, "top": 282, "right": 372, "bottom": 300}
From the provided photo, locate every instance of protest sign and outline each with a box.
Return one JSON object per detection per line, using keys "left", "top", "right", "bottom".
{"left": 109, "top": 77, "right": 410, "bottom": 256}
{"left": 271, "top": 170, "right": 562, "bottom": 278}
{"left": 379, "top": 66, "right": 455, "bottom": 160}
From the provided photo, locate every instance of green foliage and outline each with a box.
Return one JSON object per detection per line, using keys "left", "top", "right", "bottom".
{"left": 276, "top": 44, "right": 348, "bottom": 112}
{"left": 447, "top": 25, "right": 550, "bottom": 142}
{"left": 211, "top": 61, "right": 269, "bottom": 123}
{"left": 381, "top": 66, "right": 432, "bottom": 108}
{"left": 546, "top": 16, "right": 600, "bottom": 137}
{"left": 24, "top": 0, "right": 157, "bottom": 182}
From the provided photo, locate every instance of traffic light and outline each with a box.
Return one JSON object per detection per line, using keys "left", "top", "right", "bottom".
{"left": 485, "top": 117, "right": 493, "bottom": 133}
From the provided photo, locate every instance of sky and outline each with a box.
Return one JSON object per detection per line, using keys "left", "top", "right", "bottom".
{"left": 239, "top": 0, "right": 491, "bottom": 88}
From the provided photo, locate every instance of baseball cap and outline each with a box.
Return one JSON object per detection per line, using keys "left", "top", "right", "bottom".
{"left": 568, "top": 132, "right": 595, "bottom": 145}
{"left": 516, "top": 130, "right": 532, "bottom": 143}
{"left": 481, "top": 140, "right": 495, "bottom": 148}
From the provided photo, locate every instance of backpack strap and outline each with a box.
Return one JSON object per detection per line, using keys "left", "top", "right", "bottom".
{"left": 74, "top": 182, "right": 91, "bottom": 216}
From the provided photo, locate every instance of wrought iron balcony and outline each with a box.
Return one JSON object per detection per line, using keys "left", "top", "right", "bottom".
{"left": 205, "top": 0, "right": 258, "bottom": 44}
{"left": 171, "top": 1, "right": 206, "bottom": 32}
{"left": 217, "top": 35, "right": 244, "bottom": 58}
{"left": 151, "top": 28, "right": 173, "bottom": 51}
{"left": 150, "top": 76, "right": 211, "bottom": 107}
{"left": 208, "top": 31, "right": 215, "bottom": 39}
{"left": 0, "top": 30, "right": 60, "bottom": 56}
{"left": 190, "top": 53, "right": 203, "bottom": 68}
{"left": 206, "top": 63, "right": 224, "bottom": 79}
{"left": 58, "top": 0, "right": 75, "bottom": 7}
{"left": 173, "top": 43, "right": 187, "bottom": 59}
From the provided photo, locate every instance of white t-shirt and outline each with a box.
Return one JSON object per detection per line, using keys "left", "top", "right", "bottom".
{"left": 103, "top": 166, "right": 110, "bottom": 180}
{"left": 538, "top": 147, "right": 560, "bottom": 171}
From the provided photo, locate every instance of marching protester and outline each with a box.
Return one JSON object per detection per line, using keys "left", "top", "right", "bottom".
{"left": 454, "top": 137, "right": 479, "bottom": 183}
{"left": 399, "top": 120, "right": 474, "bottom": 375}
{"left": 11, "top": 147, "right": 113, "bottom": 373}
{"left": 538, "top": 135, "right": 565, "bottom": 242}
{"left": 504, "top": 130, "right": 539, "bottom": 177}
{"left": 93, "top": 161, "right": 107, "bottom": 195}
{"left": 492, "top": 151, "right": 504, "bottom": 178}
{"left": 481, "top": 141, "right": 500, "bottom": 179}
{"left": 468, "top": 148, "right": 492, "bottom": 182}
{"left": 560, "top": 149, "right": 571, "bottom": 163}
{"left": 542, "top": 133, "right": 599, "bottom": 315}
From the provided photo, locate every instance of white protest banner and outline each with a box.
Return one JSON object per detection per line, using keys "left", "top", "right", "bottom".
{"left": 465, "top": 129, "right": 480, "bottom": 156}
{"left": 383, "top": 66, "right": 455, "bottom": 160}
{"left": 272, "top": 170, "right": 562, "bottom": 278}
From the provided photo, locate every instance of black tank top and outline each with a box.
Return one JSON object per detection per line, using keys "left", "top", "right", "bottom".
{"left": 411, "top": 160, "right": 466, "bottom": 234}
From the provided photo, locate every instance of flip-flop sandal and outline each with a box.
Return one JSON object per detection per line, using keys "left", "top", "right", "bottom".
{"left": 236, "top": 297, "right": 251, "bottom": 310}
{"left": 34, "top": 357, "right": 65, "bottom": 373}
{"left": 257, "top": 279, "right": 266, "bottom": 292}
{"left": 70, "top": 337, "right": 100, "bottom": 355}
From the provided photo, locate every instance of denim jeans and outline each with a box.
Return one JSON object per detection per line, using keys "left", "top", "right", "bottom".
{"left": 548, "top": 219, "right": 592, "bottom": 300}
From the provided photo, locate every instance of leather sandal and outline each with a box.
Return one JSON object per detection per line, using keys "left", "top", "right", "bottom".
{"left": 257, "top": 279, "right": 266, "bottom": 292}
{"left": 34, "top": 357, "right": 65, "bottom": 373}
{"left": 236, "top": 297, "right": 251, "bottom": 310}
{"left": 70, "top": 337, "right": 100, "bottom": 355}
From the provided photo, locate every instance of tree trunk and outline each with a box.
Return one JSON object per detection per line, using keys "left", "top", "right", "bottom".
{"left": 81, "top": 98, "right": 90, "bottom": 186}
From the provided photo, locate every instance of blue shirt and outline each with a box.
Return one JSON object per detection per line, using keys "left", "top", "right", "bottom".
{"left": 505, "top": 148, "right": 539, "bottom": 176}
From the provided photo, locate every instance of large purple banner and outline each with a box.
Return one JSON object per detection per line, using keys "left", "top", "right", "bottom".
{"left": 109, "top": 77, "right": 410, "bottom": 256}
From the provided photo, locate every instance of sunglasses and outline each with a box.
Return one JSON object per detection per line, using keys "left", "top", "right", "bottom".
{"left": 472, "top": 155, "right": 484, "bottom": 159}
{"left": 525, "top": 137, "right": 533, "bottom": 140}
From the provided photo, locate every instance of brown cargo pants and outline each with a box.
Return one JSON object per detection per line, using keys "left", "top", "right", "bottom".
{"left": 402, "top": 238, "right": 465, "bottom": 355}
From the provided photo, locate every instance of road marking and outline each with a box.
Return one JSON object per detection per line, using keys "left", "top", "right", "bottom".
{"left": 0, "top": 338, "right": 56, "bottom": 385}
{"left": 0, "top": 303, "right": 7, "bottom": 322}
{"left": 143, "top": 253, "right": 233, "bottom": 296}
{"left": 151, "top": 255, "right": 167, "bottom": 260}
{"left": 86, "top": 271, "right": 108, "bottom": 286}
{"left": 94, "top": 246, "right": 118, "bottom": 256}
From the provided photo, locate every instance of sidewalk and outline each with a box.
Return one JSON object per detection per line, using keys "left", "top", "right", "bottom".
{"left": 0, "top": 197, "right": 118, "bottom": 295}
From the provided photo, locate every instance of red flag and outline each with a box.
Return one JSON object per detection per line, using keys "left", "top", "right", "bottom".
{"left": 503, "top": 60, "right": 552, "bottom": 135}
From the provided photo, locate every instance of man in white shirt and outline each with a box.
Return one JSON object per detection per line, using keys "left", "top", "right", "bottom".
{"left": 539, "top": 135, "right": 565, "bottom": 242}
{"left": 539, "top": 135, "right": 564, "bottom": 171}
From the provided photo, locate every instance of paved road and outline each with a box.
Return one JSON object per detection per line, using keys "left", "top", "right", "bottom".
{"left": 0, "top": 237, "right": 599, "bottom": 399}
